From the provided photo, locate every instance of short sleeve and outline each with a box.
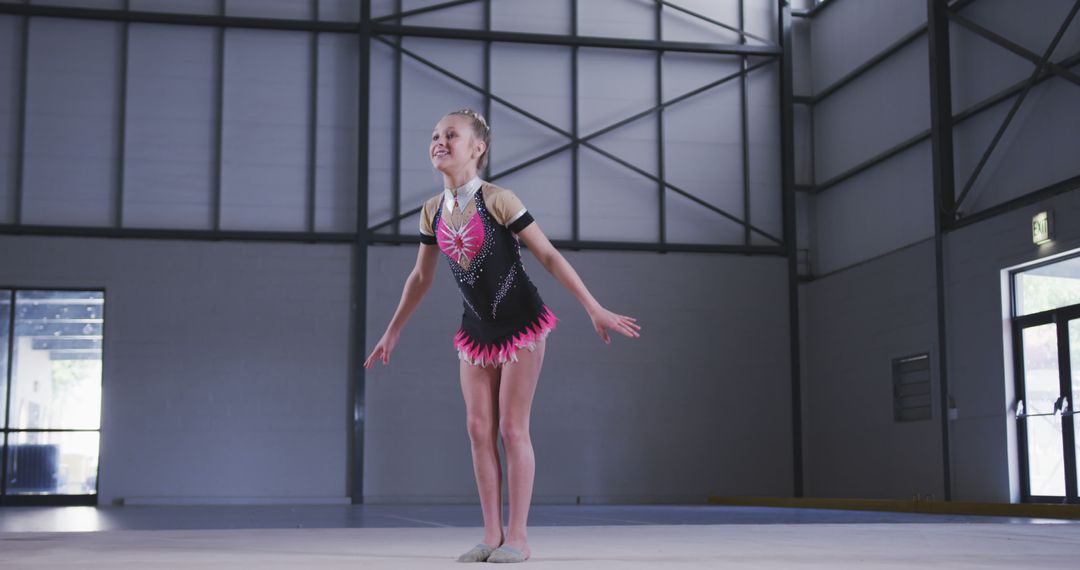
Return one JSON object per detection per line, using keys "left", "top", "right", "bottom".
{"left": 488, "top": 188, "right": 534, "bottom": 233}
{"left": 418, "top": 197, "right": 437, "bottom": 245}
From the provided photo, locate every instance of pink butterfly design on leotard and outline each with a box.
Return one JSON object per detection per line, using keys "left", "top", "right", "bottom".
{"left": 437, "top": 212, "right": 484, "bottom": 267}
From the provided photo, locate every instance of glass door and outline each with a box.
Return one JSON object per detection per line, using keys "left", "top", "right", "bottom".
{"left": 1070, "top": 318, "right": 1080, "bottom": 498}
{"left": 1, "top": 289, "right": 104, "bottom": 506}
{"left": 1013, "top": 309, "right": 1080, "bottom": 503}
{"left": 1012, "top": 254, "right": 1080, "bottom": 503}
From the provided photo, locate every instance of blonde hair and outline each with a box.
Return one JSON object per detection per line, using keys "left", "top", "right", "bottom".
{"left": 448, "top": 108, "right": 491, "bottom": 170}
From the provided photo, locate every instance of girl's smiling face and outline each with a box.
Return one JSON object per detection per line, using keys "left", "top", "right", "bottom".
{"left": 430, "top": 114, "right": 484, "bottom": 173}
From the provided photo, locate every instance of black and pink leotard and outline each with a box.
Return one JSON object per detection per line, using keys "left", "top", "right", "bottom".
{"left": 419, "top": 177, "right": 557, "bottom": 368}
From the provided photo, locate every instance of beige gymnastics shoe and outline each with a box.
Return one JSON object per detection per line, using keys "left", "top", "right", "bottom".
{"left": 486, "top": 544, "right": 528, "bottom": 563}
{"left": 457, "top": 543, "right": 496, "bottom": 563}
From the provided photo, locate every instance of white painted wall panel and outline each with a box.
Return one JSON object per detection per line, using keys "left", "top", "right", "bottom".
{"left": 315, "top": 33, "right": 358, "bottom": 233}
{"left": 492, "top": 0, "right": 571, "bottom": 35}
{"left": 957, "top": 0, "right": 1080, "bottom": 59}
{"left": 368, "top": 39, "right": 396, "bottom": 233}
{"left": 810, "top": 0, "right": 926, "bottom": 94}
{"left": 793, "top": 16, "right": 812, "bottom": 97}
{"left": 801, "top": 238, "right": 944, "bottom": 500}
{"left": 400, "top": 0, "right": 484, "bottom": 29}
{"left": 578, "top": 0, "right": 653, "bottom": 40}
{"left": 662, "top": 77, "right": 743, "bottom": 241}
{"left": 952, "top": 79, "right": 1080, "bottom": 217}
{"left": 491, "top": 43, "right": 572, "bottom": 133}
{"left": 0, "top": 235, "right": 353, "bottom": 505}
{"left": 226, "top": 0, "right": 314, "bottom": 20}
{"left": 748, "top": 61, "right": 782, "bottom": 245}
{"left": 812, "top": 141, "right": 933, "bottom": 277}
{"left": 29, "top": 0, "right": 122, "bottom": 8}
{"left": 0, "top": 16, "right": 20, "bottom": 224}
{"left": 743, "top": 0, "right": 778, "bottom": 45}
{"left": 220, "top": 28, "right": 310, "bottom": 231}
{"left": 813, "top": 38, "right": 929, "bottom": 184}
{"left": 129, "top": 0, "right": 218, "bottom": 15}
{"left": 660, "top": 0, "right": 741, "bottom": 44}
{"left": 579, "top": 140, "right": 659, "bottom": 243}
{"left": 397, "top": 39, "right": 484, "bottom": 220}
{"left": 318, "top": 0, "right": 360, "bottom": 22}
{"left": 123, "top": 23, "right": 216, "bottom": 230}
{"left": 22, "top": 17, "right": 121, "bottom": 227}
{"left": 949, "top": 21, "right": 1037, "bottom": 112}
{"left": 365, "top": 245, "right": 794, "bottom": 502}
{"left": 491, "top": 151, "right": 574, "bottom": 241}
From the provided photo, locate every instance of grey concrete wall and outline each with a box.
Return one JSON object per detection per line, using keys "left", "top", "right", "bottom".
{"left": 801, "top": 238, "right": 944, "bottom": 500}
{"left": 364, "top": 244, "right": 794, "bottom": 503}
{"left": 0, "top": 235, "right": 354, "bottom": 506}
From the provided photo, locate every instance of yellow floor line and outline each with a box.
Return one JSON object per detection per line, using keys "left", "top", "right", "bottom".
{"left": 707, "top": 496, "right": 1080, "bottom": 520}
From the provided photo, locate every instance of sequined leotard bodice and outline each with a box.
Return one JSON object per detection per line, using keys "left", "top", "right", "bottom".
{"left": 419, "top": 177, "right": 557, "bottom": 368}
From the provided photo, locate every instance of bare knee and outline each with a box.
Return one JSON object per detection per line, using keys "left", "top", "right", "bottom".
{"left": 499, "top": 416, "right": 530, "bottom": 448}
{"left": 466, "top": 414, "right": 497, "bottom": 445}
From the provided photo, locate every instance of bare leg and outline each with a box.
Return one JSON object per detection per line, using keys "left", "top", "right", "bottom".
{"left": 497, "top": 337, "right": 546, "bottom": 560}
{"left": 460, "top": 359, "right": 505, "bottom": 548}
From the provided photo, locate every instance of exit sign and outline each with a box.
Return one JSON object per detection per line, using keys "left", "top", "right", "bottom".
{"left": 1032, "top": 211, "right": 1053, "bottom": 245}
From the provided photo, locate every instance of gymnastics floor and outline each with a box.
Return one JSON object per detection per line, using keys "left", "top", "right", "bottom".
{"left": 0, "top": 504, "right": 1077, "bottom": 568}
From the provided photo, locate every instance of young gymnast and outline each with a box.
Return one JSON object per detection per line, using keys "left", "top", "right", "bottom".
{"left": 364, "top": 108, "right": 641, "bottom": 563}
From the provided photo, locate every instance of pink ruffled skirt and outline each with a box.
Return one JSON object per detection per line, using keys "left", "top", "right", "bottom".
{"left": 453, "top": 305, "right": 558, "bottom": 368}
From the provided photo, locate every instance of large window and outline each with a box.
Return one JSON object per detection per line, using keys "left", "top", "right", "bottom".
{"left": 1, "top": 290, "right": 104, "bottom": 506}
{"left": 1010, "top": 254, "right": 1080, "bottom": 503}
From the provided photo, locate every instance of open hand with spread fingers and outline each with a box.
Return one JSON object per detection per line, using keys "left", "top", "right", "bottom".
{"left": 588, "top": 306, "right": 642, "bottom": 344}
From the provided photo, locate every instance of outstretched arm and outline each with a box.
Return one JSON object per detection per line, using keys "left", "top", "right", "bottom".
{"left": 364, "top": 243, "right": 441, "bottom": 368}
{"left": 516, "top": 223, "right": 641, "bottom": 344}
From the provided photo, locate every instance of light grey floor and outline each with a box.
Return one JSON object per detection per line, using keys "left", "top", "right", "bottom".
{"left": 0, "top": 504, "right": 1075, "bottom": 532}
{"left": 0, "top": 505, "right": 1077, "bottom": 568}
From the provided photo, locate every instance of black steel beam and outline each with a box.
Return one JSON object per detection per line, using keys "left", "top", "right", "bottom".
{"left": 392, "top": 1, "right": 403, "bottom": 234}
{"left": 948, "top": 0, "right": 981, "bottom": 12}
{"left": 927, "top": 0, "right": 955, "bottom": 502}
{"left": 655, "top": 1, "right": 666, "bottom": 246}
{"left": 947, "top": 11, "right": 1080, "bottom": 88}
{"left": 351, "top": 0, "right": 372, "bottom": 505}
{"left": 809, "top": 129, "right": 931, "bottom": 194}
{"left": 371, "top": 22, "right": 782, "bottom": 55}
{"left": 779, "top": 0, "right": 804, "bottom": 499}
{"left": 949, "top": 172, "right": 1080, "bottom": 231}
{"left": 953, "top": 50, "right": 1080, "bottom": 124}
{"left": 792, "top": 0, "right": 840, "bottom": 19}
{"left": 571, "top": 0, "right": 580, "bottom": 242}
{"left": 1, "top": 290, "right": 13, "bottom": 497}
{"left": 482, "top": 0, "right": 492, "bottom": 179}
{"left": 370, "top": 35, "right": 782, "bottom": 244}
{"left": 371, "top": 54, "right": 777, "bottom": 235}
{"left": 659, "top": 0, "right": 774, "bottom": 45}
{"left": 953, "top": 0, "right": 1080, "bottom": 214}
{"left": 0, "top": 224, "right": 355, "bottom": 244}
{"left": 368, "top": 233, "right": 787, "bottom": 255}
{"left": 371, "top": 0, "right": 480, "bottom": 23}
{"left": 740, "top": 0, "right": 751, "bottom": 247}
{"left": 0, "top": 3, "right": 359, "bottom": 33}
{"left": 802, "top": 47, "right": 1080, "bottom": 196}
{"left": 810, "top": 24, "right": 927, "bottom": 105}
